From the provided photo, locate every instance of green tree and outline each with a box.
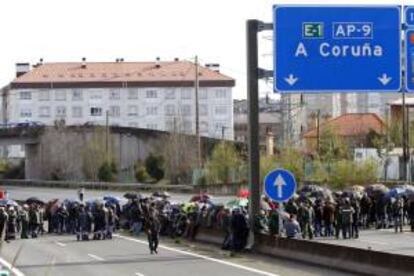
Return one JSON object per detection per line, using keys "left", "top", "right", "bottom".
{"left": 318, "top": 126, "right": 350, "bottom": 161}
{"left": 206, "top": 142, "right": 241, "bottom": 184}
{"left": 145, "top": 153, "right": 165, "bottom": 182}
{"left": 98, "top": 161, "right": 115, "bottom": 182}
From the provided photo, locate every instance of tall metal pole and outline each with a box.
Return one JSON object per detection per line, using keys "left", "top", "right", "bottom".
{"left": 106, "top": 110, "right": 110, "bottom": 161}
{"left": 194, "top": 55, "right": 202, "bottom": 168}
{"left": 402, "top": 90, "right": 407, "bottom": 181}
{"left": 316, "top": 109, "right": 321, "bottom": 154}
{"left": 247, "top": 19, "right": 260, "bottom": 248}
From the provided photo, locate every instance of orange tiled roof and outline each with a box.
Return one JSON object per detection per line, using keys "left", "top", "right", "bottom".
{"left": 11, "top": 61, "right": 235, "bottom": 88}
{"left": 303, "top": 113, "right": 386, "bottom": 138}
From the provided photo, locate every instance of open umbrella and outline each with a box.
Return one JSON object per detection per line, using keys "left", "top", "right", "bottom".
{"left": 226, "top": 198, "right": 248, "bottom": 209}
{"left": 103, "top": 195, "right": 121, "bottom": 205}
{"left": 190, "top": 193, "right": 212, "bottom": 203}
{"left": 123, "top": 192, "right": 139, "bottom": 200}
{"left": 152, "top": 191, "right": 171, "bottom": 199}
{"left": 26, "top": 197, "right": 45, "bottom": 205}
{"left": 365, "top": 184, "right": 389, "bottom": 198}
{"left": 238, "top": 188, "right": 250, "bottom": 198}
{"left": 0, "top": 199, "right": 19, "bottom": 207}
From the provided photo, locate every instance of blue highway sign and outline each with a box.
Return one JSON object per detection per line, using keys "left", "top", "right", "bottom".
{"left": 406, "top": 30, "right": 414, "bottom": 92}
{"left": 273, "top": 6, "right": 402, "bottom": 92}
{"left": 264, "top": 169, "right": 297, "bottom": 202}
{"left": 406, "top": 6, "right": 414, "bottom": 26}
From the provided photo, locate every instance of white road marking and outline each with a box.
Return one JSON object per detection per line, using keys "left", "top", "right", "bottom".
{"left": 0, "top": 256, "right": 26, "bottom": 276}
{"left": 87, "top": 254, "right": 105, "bottom": 261}
{"left": 55, "top": 242, "right": 66, "bottom": 247}
{"left": 115, "top": 235, "right": 279, "bottom": 276}
{"left": 135, "top": 273, "right": 145, "bottom": 276}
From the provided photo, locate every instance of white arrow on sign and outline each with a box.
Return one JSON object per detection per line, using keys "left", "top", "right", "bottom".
{"left": 284, "top": 74, "right": 298, "bottom": 86}
{"left": 274, "top": 174, "right": 287, "bottom": 198}
{"left": 378, "top": 73, "right": 392, "bottom": 86}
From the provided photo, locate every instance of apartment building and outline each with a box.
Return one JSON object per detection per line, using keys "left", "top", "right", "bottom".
{"left": 7, "top": 59, "right": 235, "bottom": 140}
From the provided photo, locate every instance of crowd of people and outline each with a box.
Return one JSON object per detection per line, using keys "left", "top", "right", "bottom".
{"left": 0, "top": 183, "right": 413, "bottom": 254}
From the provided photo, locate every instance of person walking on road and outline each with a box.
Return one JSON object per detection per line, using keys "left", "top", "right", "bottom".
{"left": 19, "top": 205, "right": 29, "bottom": 239}
{"left": 0, "top": 207, "right": 8, "bottom": 243}
{"left": 76, "top": 204, "right": 92, "bottom": 241}
{"left": 146, "top": 213, "right": 160, "bottom": 254}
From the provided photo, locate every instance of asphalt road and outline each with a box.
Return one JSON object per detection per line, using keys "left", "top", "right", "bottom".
{"left": 0, "top": 233, "right": 354, "bottom": 276}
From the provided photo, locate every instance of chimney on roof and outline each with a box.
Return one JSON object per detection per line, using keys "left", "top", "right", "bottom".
{"left": 39, "top": 58, "right": 43, "bottom": 65}
{"left": 115, "top": 58, "right": 119, "bottom": 63}
{"left": 120, "top": 58, "right": 124, "bottom": 62}
{"left": 155, "top": 57, "right": 161, "bottom": 68}
{"left": 205, "top": 63, "right": 220, "bottom": 72}
{"left": 15, "top": 63, "right": 30, "bottom": 77}
{"left": 174, "top": 57, "right": 179, "bottom": 62}
{"left": 81, "top": 57, "right": 87, "bottom": 69}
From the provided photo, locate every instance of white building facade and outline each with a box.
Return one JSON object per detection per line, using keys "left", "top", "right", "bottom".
{"left": 8, "top": 61, "right": 235, "bottom": 140}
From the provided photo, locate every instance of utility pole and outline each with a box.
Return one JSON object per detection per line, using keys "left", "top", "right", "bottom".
{"left": 316, "top": 109, "right": 321, "bottom": 154}
{"left": 106, "top": 110, "right": 110, "bottom": 161}
{"left": 221, "top": 126, "right": 226, "bottom": 140}
{"left": 194, "top": 55, "right": 202, "bottom": 168}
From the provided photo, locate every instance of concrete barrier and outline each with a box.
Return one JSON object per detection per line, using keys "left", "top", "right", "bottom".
{"left": 194, "top": 228, "right": 414, "bottom": 276}
{"left": 0, "top": 179, "right": 194, "bottom": 193}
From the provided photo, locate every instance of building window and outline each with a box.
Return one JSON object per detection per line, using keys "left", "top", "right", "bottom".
{"left": 39, "top": 107, "right": 50, "bottom": 117}
{"left": 109, "top": 89, "right": 121, "bottom": 100}
{"left": 128, "top": 105, "right": 138, "bottom": 116}
{"left": 165, "top": 90, "right": 176, "bottom": 99}
{"left": 180, "top": 105, "right": 191, "bottom": 116}
{"left": 72, "top": 89, "right": 82, "bottom": 101}
{"left": 146, "top": 90, "right": 157, "bottom": 98}
{"left": 128, "top": 89, "right": 138, "bottom": 99}
{"left": 181, "top": 89, "right": 192, "bottom": 99}
{"left": 91, "top": 107, "right": 102, "bottom": 116}
{"left": 128, "top": 122, "right": 138, "bottom": 128}
{"left": 165, "top": 119, "right": 175, "bottom": 131}
{"left": 215, "top": 89, "right": 226, "bottom": 98}
{"left": 20, "top": 91, "right": 31, "bottom": 100}
{"left": 72, "top": 106, "right": 83, "bottom": 118}
{"left": 55, "top": 90, "right": 66, "bottom": 101}
{"left": 199, "top": 104, "right": 208, "bottom": 116}
{"left": 146, "top": 123, "right": 157, "bottom": 130}
{"left": 56, "top": 106, "right": 66, "bottom": 117}
{"left": 183, "top": 120, "right": 192, "bottom": 133}
{"left": 165, "top": 105, "right": 175, "bottom": 116}
{"left": 215, "top": 106, "right": 227, "bottom": 115}
{"left": 199, "top": 89, "right": 208, "bottom": 99}
{"left": 90, "top": 91, "right": 102, "bottom": 99}
{"left": 20, "top": 108, "right": 32, "bottom": 118}
{"left": 39, "top": 90, "right": 50, "bottom": 101}
{"left": 110, "top": 106, "right": 121, "bottom": 117}
{"left": 200, "top": 121, "right": 209, "bottom": 133}
{"left": 146, "top": 106, "right": 158, "bottom": 115}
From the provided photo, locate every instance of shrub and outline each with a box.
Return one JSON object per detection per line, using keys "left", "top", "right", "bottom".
{"left": 135, "top": 165, "right": 148, "bottom": 183}
{"left": 145, "top": 153, "right": 165, "bottom": 182}
{"left": 98, "top": 161, "right": 115, "bottom": 182}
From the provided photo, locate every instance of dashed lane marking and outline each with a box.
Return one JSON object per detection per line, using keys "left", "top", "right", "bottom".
{"left": 55, "top": 242, "right": 66, "bottom": 247}
{"left": 87, "top": 254, "right": 105, "bottom": 261}
{"left": 115, "top": 235, "right": 279, "bottom": 276}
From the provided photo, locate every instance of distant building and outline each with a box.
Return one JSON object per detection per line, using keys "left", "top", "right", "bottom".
{"left": 233, "top": 112, "right": 282, "bottom": 147}
{"left": 303, "top": 113, "right": 386, "bottom": 152}
{"left": 6, "top": 59, "right": 235, "bottom": 140}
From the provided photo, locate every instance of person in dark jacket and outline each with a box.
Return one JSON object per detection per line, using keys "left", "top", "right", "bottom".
{"left": 6, "top": 207, "right": 18, "bottom": 240}
{"left": 230, "top": 208, "right": 248, "bottom": 251}
{"left": 0, "top": 207, "right": 8, "bottom": 243}
{"left": 146, "top": 213, "right": 161, "bottom": 254}
{"left": 323, "top": 201, "right": 335, "bottom": 237}
{"left": 76, "top": 204, "right": 92, "bottom": 241}
{"left": 19, "top": 205, "right": 29, "bottom": 239}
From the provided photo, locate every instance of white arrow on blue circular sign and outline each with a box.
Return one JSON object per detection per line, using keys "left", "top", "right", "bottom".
{"left": 264, "top": 169, "right": 297, "bottom": 202}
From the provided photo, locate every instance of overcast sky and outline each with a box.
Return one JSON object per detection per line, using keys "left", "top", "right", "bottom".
{"left": 0, "top": 0, "right": 409, "bottom": 99}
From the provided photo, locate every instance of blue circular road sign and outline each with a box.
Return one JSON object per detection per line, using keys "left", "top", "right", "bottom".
{"left": 264, "top": 169, "right": 297, "bottom": 202}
